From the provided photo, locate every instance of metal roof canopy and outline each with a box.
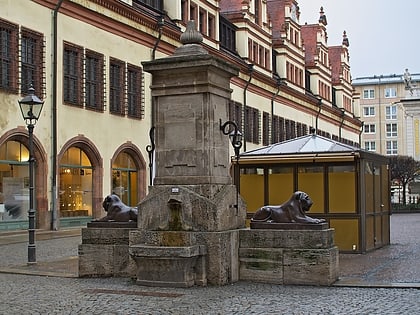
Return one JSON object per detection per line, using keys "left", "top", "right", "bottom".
{"left": 238, "top": 134, "right": 388, "bottom": 164}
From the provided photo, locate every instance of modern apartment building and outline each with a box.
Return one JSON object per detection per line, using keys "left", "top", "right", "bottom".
{"left": 353, "top": 70, "right": 420, "bottom": 158}
{"left": 0, "top": 0, "right": 362, "bottom": 231}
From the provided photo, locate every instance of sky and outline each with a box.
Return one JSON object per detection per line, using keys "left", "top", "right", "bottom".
{"left": 297, "top": 1, "right": 420, "bottom": 79}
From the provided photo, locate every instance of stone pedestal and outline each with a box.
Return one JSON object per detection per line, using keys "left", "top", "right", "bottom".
{"left": 144, "top": 54, "right": 239, "bottom": 187}
{"left": 78, "top": 223, "right": 137, "bottom": 277}
{"left": 239, "top": 228, "right": 339, "bottom": 286}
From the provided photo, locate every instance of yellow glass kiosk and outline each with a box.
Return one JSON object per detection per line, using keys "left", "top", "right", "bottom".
{"left": 238, "top": 134, "right": 390, "bottom": 253}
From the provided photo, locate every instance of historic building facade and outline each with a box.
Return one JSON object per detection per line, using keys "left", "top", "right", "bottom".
{"left": 0, "top": 0, "right": 361, "bottom": 231}
{"left": 353, "top": 70, "right": 420, "bottom": 205}
{"left": 353, "top": 70, "right": 420, "bottom": 158}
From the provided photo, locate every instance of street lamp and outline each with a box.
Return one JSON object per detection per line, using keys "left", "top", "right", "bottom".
{"left": 18, "top": 85, "right": 44, "bottom": 264}
{"left": 220, "top": 119, "right": 243, "bottom": 209}
{"left": 220, "top": 119, "right": 242, "bottom": 157}
{"left": 146, "top": 126, "right": 156, "bottom": 186}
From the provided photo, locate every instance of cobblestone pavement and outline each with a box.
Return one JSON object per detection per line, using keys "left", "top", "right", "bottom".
{"left": 0, "top": 274, "right": 419, "bottom": 314}
{"left": 0, "top": 214, "right": 419, "bottom": 314}
{"left": 336, "top": 213, "right": 420, "bottom": 287}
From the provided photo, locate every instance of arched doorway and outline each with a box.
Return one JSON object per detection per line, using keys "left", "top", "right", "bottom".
{"left": 111, "top": 143, "right": 147, "bottom": 206}
{"left": 58, "top": 136, "right": 102, "bottom": 225}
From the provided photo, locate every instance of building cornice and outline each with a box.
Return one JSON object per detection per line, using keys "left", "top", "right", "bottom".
{"left": 32, "top": 0, "right": 180, "bottom": 54}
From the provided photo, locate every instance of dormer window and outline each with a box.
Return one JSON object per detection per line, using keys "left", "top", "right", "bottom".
{"left": 220, "top": 16, "right": 236, "bottom": 53}
{"left": 254, "top": 0, "right": 261, "bottom": 25}
{"left": 291, "top": 3, "right": 297, "bottom": 22}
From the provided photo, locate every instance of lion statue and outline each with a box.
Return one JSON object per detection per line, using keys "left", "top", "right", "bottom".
{"left": 94, "top": 194, "right": 138, "bottom": 222}
{"left": 251, "top": 191, "right": 325, "bottom": 224}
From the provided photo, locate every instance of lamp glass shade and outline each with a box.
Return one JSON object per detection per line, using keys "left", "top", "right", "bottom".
{"left": 228, "top": 130, "right": 236, "bottom": 145}
{"left": 229, "top": 129, "right": 243, "bottom": 147}
{"left": 235, "top": 130, "right": 243, "bottom": 143}
{"left": 18, "top": 87, "right": 44, "bottom": 121}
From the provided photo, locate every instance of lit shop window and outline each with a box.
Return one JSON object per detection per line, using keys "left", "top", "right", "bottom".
{"left": 112, "top": 152, "right": 138, "bottom": 207}
{"left": 59, "top": 147, "right": 93, "bottom": 217}
{"left": 0, "top": 141, "right": 30, "bottom": 221}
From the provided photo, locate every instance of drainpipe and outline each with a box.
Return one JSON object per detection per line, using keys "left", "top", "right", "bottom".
{"left": 51, "top": 0, "right": 64, "bottom": 230}
{"left": 359, "top": 120, "right": 364, "bottom": 145}
{"left": 315, "top": 98, "right": 322, "bottom": 134}
{"left": 151, "top": 15, "right": 165, "bottom": 60}
{"left": 339, "top": 108, "right": 345, "bottom": 142}
{"left": 148, "top": 15, "right": 164, "bottom": 188}
{"left": 243, "top": 63, "right": 253, "bottom": 152}
{"left": 271, "top": 76, "right": 285, "bottom": 144}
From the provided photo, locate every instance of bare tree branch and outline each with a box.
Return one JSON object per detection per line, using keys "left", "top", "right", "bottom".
{"left": 389, "top": 155, "right": 420, "bottom": 205}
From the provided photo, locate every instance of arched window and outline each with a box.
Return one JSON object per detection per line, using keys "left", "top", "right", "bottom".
{"left": 0, "top": 141, "right": 30, "bottom": 221}
{"left": 112, "top": 152, "right": 138, "bottom": 206}
{"left": 59, "top": 147, "right": 93, "bottom": 217}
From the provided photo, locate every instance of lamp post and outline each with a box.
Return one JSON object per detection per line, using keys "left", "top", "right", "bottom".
{"left": 18, "top": 85, "right": 44, "bottom": 264}
{"left": 220, "top": 119, "right": 243, "bottom": 209}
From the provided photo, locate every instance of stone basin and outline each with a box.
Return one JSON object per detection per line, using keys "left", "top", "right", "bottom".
{"left": 129, "top": 244, "right": 207, "bottom": 287}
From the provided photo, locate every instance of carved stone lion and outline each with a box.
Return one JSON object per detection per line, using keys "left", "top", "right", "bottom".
{"left": 251, "top": 191, "right": 325, "bottom": 224}
{"left": 94, "top": 194, "right": 138, "bottom": 222}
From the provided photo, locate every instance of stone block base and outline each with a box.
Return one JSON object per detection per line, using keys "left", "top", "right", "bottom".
{"left": 129, "top": 229, "right": 240, "bottom": 286}
{"left": 130, "top": 244, "right": 207, "bottom": 287}
{"left": 239, "top": 229, "right": 339, "bottom": 286}
{"left": 78, "top": 226, "right": 137, "bottom": 277}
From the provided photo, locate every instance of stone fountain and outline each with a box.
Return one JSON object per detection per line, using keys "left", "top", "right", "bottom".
{"left": 128, "top": 21, "right": 245, "bottom": 287}
{"left": 79, "top": 21, "right": 339, "bottom": 288}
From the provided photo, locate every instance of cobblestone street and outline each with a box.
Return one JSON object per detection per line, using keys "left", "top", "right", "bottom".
{"left": 0, "top": 214, "right": 419, "bottom": 314}
{"left": 1, "top": 274, "right": 419, "bottom": 315}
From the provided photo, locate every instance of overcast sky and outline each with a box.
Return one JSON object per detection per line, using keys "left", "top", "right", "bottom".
{"left": 298, "top": 1, "right": 419, "bottom": 79}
